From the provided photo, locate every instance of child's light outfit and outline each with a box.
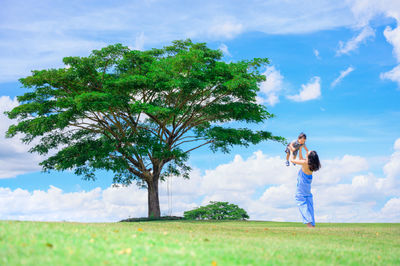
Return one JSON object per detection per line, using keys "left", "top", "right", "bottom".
{"left": 285, "top": 140, "right": 304, "bottom": 157}
{"left": 295, "top": 168, "right": 315, "bottom": 226}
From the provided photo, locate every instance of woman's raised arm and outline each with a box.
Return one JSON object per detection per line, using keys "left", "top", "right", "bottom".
{"left": 291, "top": 146, "right": 306, "bottom": 165}
{"left": 299, "top": 146, "right": 304, "bottom": 160}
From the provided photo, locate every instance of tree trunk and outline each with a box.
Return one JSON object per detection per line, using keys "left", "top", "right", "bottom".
{"left": 147, "top": 176, "right": 161, "bottom": 218}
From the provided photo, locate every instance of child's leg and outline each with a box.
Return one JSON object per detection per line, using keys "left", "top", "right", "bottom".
{"left": 292, "top": 150, "right": 298, "bottom": 165}
{"left": 284, "top": 149, "right": 290, "bottom": 166}
{"left": 284, "top": 147, "right": 291, "bottom": 166}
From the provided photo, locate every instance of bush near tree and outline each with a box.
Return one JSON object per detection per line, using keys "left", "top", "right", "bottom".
{"left": 184, "top": 201, "right": 249, "bottom": 220}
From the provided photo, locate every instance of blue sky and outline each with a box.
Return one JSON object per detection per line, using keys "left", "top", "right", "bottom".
{"left": 0, "top": 0, "right": 400, "bottom": 222}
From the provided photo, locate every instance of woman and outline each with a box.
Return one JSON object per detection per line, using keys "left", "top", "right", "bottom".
{"left": 291, "top": 146, "right": 321, "bottom": 228}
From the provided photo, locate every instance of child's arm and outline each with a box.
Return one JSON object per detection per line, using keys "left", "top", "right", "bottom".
{"left": 304, "top": 144, "right": 309, "bottom": 153}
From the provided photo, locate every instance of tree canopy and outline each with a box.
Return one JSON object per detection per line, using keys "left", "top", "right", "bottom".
{"left": 5, "top": 39, "right": 284, "bottom": 217}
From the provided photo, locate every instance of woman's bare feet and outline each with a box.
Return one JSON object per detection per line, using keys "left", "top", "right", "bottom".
{"left": 307, "top": 223, "right": 315, "bottom": 228}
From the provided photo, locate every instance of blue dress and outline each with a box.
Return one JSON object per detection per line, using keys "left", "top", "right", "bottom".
{"left": 295, "top": 168, "right": 315, "bottom": 226}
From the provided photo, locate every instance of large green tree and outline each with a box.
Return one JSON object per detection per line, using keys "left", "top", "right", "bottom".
{"left": 5, "top": 40, "right": 284, "bottom": 218}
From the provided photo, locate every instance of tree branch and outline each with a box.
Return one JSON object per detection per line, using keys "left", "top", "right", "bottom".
{"left": 184, "top": 140, "right": 214, "bottom": 154}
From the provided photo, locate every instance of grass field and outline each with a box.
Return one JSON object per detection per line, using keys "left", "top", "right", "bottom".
{"left": 1, "top": 220, "right": 399, "bottom": 265}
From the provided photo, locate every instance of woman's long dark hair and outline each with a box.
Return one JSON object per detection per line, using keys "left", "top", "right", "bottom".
{"left": 308, "top": 151, "right": 321, "bottom": 172}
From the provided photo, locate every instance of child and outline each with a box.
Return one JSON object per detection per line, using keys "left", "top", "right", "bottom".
{"left": 285, "top": 132, "right": 308, "bottom": 166}
{"left": 291, "top": 146, "right": 321, "bottom": 228}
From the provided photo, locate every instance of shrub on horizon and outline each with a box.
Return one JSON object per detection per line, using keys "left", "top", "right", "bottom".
{"left": 184, "top": 201, "right": 249, "bottom": 220}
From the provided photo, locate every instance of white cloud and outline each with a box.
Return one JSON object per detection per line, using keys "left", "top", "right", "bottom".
{"left": 0, "top": 185, "right": 147, "bottom": 222}
{"left": 336, "top": 26, "right": 375, "bottom": 55}
{"left": 348, "top": 0, "right": 400, "bottom": 29}
{"left": 219, "top": 43, "right": 231, "bottom": 57}
{"left": 287, "top": 76, "right": 321, "bottom": 102}
{"left": 0, "top": 96, "right": 44, "bottom": 178}
{"left": 383, "top": 23, "right": 400, "bottom": 61}
{"left": 395, "top": 138, "right": 400, "bottom": 150}
{"left": 314, "top": 49, "right": 321, "bottom": 59}
{"left": 315, "top": 155, "right": 368, "bottom": 185}
{"left": 259, "top": 184, "right": 294, "bottom": 208}
{"left": 0, "top": 35, "right": 106, "bottom": 83}
{"left": 316, "top": 173, "right": 384, "bottom": 207}
{"left": 381, "top": 138, "right": 400, "bottom": 195}
{"left": 347, "top": 0, "right": 379, "bottom": 28}
{"left": 2, "top": 138, "right": 400, "bottom": 223}
{"left": 257, "top": 66, "right": 284, "bottom": 106}
{"left": 131, "top": 32, "right": 146, "bottom": 51}
{"left": 380, "top": 197, "right": 400, "bottom": 220}
{"left": 380, "top": 23, "right": 400, "bottom": 87}
{"left": 200, "top": 152, "right": 296, "bottom": 192}
{"left": 331, "top": 66, "right": 355, "bottom": 87}
{"left": 209, "top": 21, "right": 243, "bottom": 39}
{"left": 0, "top": 1, "right": 357, "bottom": 83}
{"left": 346, "top": 0, "right": 400, "bottom": 87}
{"left": 380, "top": 65, "right": 400, "bottom": 87}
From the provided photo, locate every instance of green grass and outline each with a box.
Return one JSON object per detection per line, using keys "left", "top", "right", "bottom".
{"left": 1, "top": 220, "right": 399, "bottom": 265}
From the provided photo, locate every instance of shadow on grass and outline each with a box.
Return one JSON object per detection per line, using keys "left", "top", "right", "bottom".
{"left": 119, "top": 216, "right": 251, "bottom": 223}
{"left": 119, "top": 216, "right": 184, "bottom": 222}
